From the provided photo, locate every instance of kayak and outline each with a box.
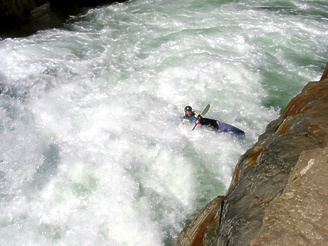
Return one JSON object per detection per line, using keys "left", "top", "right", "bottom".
{"left": 196, "top": 117, "right": 245, "bottom": 138}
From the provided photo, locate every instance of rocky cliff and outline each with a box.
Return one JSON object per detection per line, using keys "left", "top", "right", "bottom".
{"left": 177, "top": 65, "right": 328, "bottom": 246}
{"left": 0, "top": 0, "right": 126, "bottom": 38}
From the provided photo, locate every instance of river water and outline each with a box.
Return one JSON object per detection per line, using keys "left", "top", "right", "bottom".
{"left": 0, "top": 0, "right": 327, "bottom": 245}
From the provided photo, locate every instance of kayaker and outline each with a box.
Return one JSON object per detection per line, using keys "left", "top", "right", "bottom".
{"left": 180, "top": 106, "right": 199, "bottom": 125}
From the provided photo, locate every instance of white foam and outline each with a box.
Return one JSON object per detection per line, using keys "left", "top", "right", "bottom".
{"left": 0, "top": 0, "right": 326, "bottom": 244}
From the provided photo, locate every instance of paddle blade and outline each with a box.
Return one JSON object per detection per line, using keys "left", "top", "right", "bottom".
{"left": 200, "top": 104, "right": 210, "bottom": 116}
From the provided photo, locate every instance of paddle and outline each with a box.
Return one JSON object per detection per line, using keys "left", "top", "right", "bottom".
{"left": 192, "top": 104, "right": 210, "bottom": 131}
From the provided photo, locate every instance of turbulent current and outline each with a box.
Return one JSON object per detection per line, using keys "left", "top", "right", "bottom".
{"left": 0, "top": 0, "right": 327, "bottom": 245}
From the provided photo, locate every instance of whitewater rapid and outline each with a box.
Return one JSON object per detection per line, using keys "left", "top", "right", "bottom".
{"left": 0, "top": 0, "right": 327, "bottom": 245}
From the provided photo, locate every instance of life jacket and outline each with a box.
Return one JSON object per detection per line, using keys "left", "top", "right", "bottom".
{"left": 180, "top": 112, "right": 199, "bottom": 125}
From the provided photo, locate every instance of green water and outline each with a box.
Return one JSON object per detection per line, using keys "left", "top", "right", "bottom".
{"left": 0, "top": 0, "right": 327, "bottom": 245}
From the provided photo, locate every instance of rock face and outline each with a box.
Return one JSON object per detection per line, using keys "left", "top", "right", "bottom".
{"left": 176, "top": 66, "right": 328, "bottom": 246}
{"left": 0, "top": 0, "right": 126, "bottom": 38}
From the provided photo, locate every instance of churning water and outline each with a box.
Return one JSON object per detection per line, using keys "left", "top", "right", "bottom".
{"left": 0, "top": 0, "right": 327, "bottom": 245}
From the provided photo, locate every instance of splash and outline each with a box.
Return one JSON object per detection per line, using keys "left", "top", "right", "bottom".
{"left": 0, "top": 0, "right": 326, "bottom": 244}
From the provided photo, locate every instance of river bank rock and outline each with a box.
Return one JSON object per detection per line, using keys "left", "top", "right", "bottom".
{"left": 0, "top": 0, "right": 126, "bottom": 38}
{"left": 176, "top": 66, "right": 328, "bottom": 245}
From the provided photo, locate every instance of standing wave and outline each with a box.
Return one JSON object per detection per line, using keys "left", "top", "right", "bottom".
{"left": 0, "top": 0, "right": 327, "bottom": 245}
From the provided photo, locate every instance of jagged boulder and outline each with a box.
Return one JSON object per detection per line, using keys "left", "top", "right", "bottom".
{"left": 0, "top": 0, "right": 126, "bottom": 38}
{"left": 176, "top": 67, "right": 328, "bottom": 246}
{"left": 0, "top": 0, "right": 60, "bottom": 37}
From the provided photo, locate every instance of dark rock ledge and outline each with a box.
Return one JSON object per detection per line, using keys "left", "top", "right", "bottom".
{"left": 0, "top": 0, "right": 127, "bottom": 39}
{"left": 177, "top": 64, "right": 328, "bottom": 246}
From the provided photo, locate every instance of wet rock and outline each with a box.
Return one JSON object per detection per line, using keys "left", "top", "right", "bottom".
{"left": 0, "top": 0, "right": 126, "bottom": 38}
{"left": 177, "top": 196, "right": 224, "bottom": 246}
{"left": 250, "top": 147, "right": 328, "bottom": 245}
